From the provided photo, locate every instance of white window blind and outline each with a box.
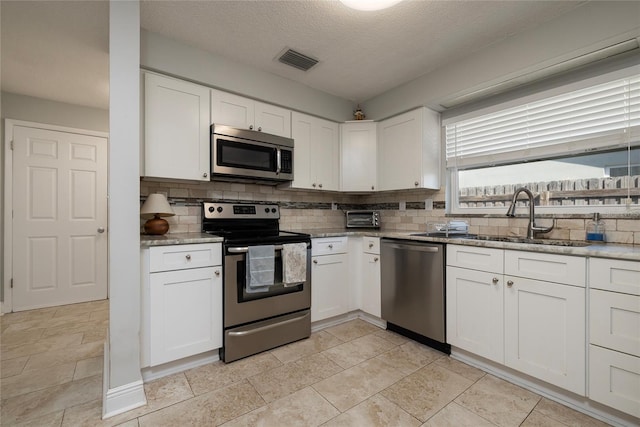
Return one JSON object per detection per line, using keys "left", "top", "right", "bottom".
{"left": 446, "top": 75, "right": 640, "bottom": 169}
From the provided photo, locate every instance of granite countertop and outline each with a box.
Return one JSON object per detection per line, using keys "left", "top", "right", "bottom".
{"left": 139, "top": 229, "right": 640, "bottom": 261}
{"left": 140, "top": 232, "right": 223, "bottom": 247}
{"left": 308, "top": 228, "right": 640, "bottom": 261}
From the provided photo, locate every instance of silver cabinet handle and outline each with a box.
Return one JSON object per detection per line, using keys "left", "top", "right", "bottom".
{"left": 312, "top": 183, "right": 317, "bottom": 188}
{"left": 371, "top": 186, "right": 375, "bottom": 190}
{"left": 319, "top": 183, "right": 323, "bottom": 188}
{"left": 97, "top": 227, "right": 105, "bottom": 233}
{"left": 203, "top": 172, "right": 208, "bottom": 178}
{"left": 507, "top": 280, "right": 514, "bottom": 287}
{"left": 492, "top": 277, "right": 499, "bottom": 284}
{"left": 185, "top": 254, "right": 191, "bottom": 260}
{"left": 215, "top": 270, "right": 220, "bottom": 276}
{"left": 328, "top": 244, "right": 333, "bottom": 249}
{"left": 369, "top": 242, "right": 374, "bottom": 248}
{"left": 258, "top": 126, "right": 262, "bottom": 131}
{"left": 313, "top": 259, "right": 318, "bottom": 264}
{"left": 249, "top": 125, "right": 254, "bottom": 130}
{"left": 374, "top": 257, "right": 379, "bottom": 262}
{"left": 414, "top": 181, "right": 419, "bottom": 186}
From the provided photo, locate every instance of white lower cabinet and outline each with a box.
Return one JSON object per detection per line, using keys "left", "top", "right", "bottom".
{"left": 361, "top": 237, "right": 381, "bottom": 317}
{"left": 141, "top": 243, "right": 223, "bottom": 367}
{"left": 311, "top": 237, "right": 349, "bottom": 322}
{"left": 447, "top": 266, "right": 504, "bottom": 363}
{"left": 588, "top": 257, "right": 640, "bottom": 417}
{"left": 446, "top": 245, "right": 586, "bottom": 395}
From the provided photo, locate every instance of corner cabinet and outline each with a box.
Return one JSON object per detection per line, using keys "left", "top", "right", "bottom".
{"left": 377, "top": 107, "right": 441, "bottom": 191}
{"left": 141, "top": 243, "right": 223, "bottom": 367}
{"left": 211, "top": 89, "right": 291, "bottom": 138}
{"left": 291, "top": 112, "right": 340, "bottom": 191}
{"left": 340, "top": 121, "right": 377, "bottom": 192}
{"left": 143, "top": 73, "right": 211, "bottom": 181}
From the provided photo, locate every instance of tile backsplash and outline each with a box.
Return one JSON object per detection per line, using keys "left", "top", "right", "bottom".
{"left": 140, "top": 179, "right": 640, "bottom": 245}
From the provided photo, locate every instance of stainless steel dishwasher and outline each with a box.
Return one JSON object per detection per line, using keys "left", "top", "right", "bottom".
{"left": 380, "top": 239, "right": 449, "bottom": 353}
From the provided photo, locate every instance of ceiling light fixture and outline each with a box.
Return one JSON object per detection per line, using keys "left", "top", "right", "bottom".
{"left": 339, "top": 0, "right": 402, "bottom": 11}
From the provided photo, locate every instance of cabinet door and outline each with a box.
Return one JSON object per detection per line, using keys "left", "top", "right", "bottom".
{"left": 149, "top": 266, "right": 222, "bottom": 366}
{"left": 361, "top": 253, "right": 381, "bottom": 317}
{"left": 378, "top": 109, "right": 423, "bottom": 191}
{"left": 311, "top": 254, "right": 349, "bottom": 322}
{"left": 254, "top": 101, "right": 291, "bottom": 137}
{"left": 590, "top": 289, "right": 640, "bottom": 357}
{"left": 211, "top": 89, "right": 254, "bottom": 129}
{"left": 446, "top": 266, "right": 504, "bottom": 363}
{"left": 504, "top": 276, "right": 585, "bottom": 395}
{"left": 144, "top": 73, "right": 210, "bottom": 181}
{"left": 341, "top": 122, "right": 377, "bottom": 191}
{"left": 589, "top": 344, "right": 640, "bottom": 418}
{"left": 291, "top": 112, "right": 313, "bottom": 189}
{"left": 313, "top": 119, "right": 340, "bottom": 191}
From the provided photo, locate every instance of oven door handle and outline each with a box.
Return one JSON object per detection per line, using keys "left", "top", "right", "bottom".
{"left": 227, "top": 243, "right": 310, "bottom": 254}
{"left": 227, "top": 311, "right": 310, "bottom": 337}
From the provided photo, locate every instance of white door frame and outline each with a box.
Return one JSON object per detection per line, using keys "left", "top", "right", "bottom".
{"left": 3, "top": 119, "right": 109, "bottom": 313}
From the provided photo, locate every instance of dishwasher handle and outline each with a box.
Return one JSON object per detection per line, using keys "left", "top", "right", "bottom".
{"left": 383, "top": 241, "right": 440, "bottom": 253}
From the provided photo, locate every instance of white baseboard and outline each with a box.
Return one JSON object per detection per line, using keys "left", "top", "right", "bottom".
{"left": 102, "top": 337, "right": 147, "bottom": 419}
{"left": 451, "top": 347, "right": 640, "bottom": 427}
{"left": 141, "top": 350, "right": 220, "bottom": 382}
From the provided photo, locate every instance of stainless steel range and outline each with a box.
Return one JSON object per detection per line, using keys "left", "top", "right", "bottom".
{"left": 202, "top": 202, "right": 311, "bottom": 362}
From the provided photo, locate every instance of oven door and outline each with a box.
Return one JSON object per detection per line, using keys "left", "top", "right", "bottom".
{"left": 224, "top": 244, "right": 311, "bottom": 328}
{"left": 212, "top": 134, "right": 293, "bottom": 181}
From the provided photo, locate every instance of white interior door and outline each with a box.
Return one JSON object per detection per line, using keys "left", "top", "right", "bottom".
{"left": 11, "top": 125, "right": 108, "bottom": 311}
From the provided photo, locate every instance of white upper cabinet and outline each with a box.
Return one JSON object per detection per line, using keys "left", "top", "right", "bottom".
{"left": 377, "top": 107, "right": 441, "bottom": 191}
{"left": 211, "top": 89, "right": 291, "bottom": 137}
{"left": 340, "top": 121, "right": 377, "bottom": 192}
{"left": 291, "top": 112, "right": 340, "bottom": 191}
{"left": 143, "top": 73, "right": 211, "bottom": 181}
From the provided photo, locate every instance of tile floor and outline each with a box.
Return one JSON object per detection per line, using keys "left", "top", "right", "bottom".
{"left": 1, "top": 300, "right": 611, "bottom": 426}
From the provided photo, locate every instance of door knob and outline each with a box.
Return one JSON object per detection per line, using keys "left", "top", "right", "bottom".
{"left": 97, "top": 227, "right": 105, "bottom": 233}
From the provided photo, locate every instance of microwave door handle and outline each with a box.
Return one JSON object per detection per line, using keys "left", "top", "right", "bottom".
{"left": 276, "top": 148, "right": 281, "bottom": 175}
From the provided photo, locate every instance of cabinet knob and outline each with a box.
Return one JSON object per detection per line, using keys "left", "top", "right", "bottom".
{"left": 215, "top": 270, "right": 220, "bottom": 276}
{"left": 371, "top": 186, "right": 375, "bottom": 190}
{"left": 414, "top": 181, "right": 419, "bottom": 186}
{"left": 249, "top": 125, "right": 254, "bottom": 130}
{"left": 258, "top": 126, "right": 262, "bottom": 131}
{"left": 97, "top": 227, "right": 105, "bottom": 234}
{"left": 319, "top": 183, "right": 323, "bottom": 188}
{"left": 203, "top": 172, "right": 208, "bottom": 178}
{"left": 312, "top": 183, "right": 317, "bottom": 188}
{"left": 328, "top": 244, "right": 333, "bottom": 249}
{"left": 374, "top": 257, "right": 379, "bottom": 262}
{"left": 492, "top": 277, "right": 499, "bottom": 284}
{"left": 369, "top": 243, "right": 374, "bottom": 248}
{"left": 185, "top": 254, "right": 191, "bottom": 260}
{"left": 507, "top": 280, "right": 514, "bottom": 287}
{"left": 313, "top": 259, "right": 318, "bottom": 264}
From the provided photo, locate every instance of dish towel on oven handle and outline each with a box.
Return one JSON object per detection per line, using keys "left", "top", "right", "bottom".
{"left": 282, "top": 242, "right": 308, "bottom": 286}
{"left": 246, "top": 245, "right": 275, "bottom": 293}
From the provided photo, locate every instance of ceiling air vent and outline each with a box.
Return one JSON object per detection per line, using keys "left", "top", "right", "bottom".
{"left": 277, "top": 48, "right": 319, "bottom": 72}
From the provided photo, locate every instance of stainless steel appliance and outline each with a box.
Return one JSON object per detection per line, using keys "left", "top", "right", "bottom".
{"left": 345, "top": 210, "right": 380, "bottom": 228}
{"left": 380, "top": 239, "right": 449, "bottom": 353}
{"left": 202, "top": 202, "right": 311, "bottom": 362}
{"left": 211, "top": 125, "right": 294, "bottom": 183}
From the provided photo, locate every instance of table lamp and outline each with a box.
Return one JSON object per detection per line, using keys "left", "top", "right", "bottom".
{"left": 140, "top": 193, "right": 175, "bottom": 235}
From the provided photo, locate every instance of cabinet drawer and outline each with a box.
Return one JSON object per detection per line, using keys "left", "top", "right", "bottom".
{"left": 312, "top": 237, "right": 348, "bottom": 256}
{"left": 363, "top": 237, "right": 380, "bottom": 254}
{"left": 446, "top": 244, "right": 503, "bottom": 273}
{"left": 504, "top": 250, "right": 585, "bottom": 287}
{"left": 590, "top": 289, "right": 640, "bottom": 357}
{"left": 149, "top": 243, "right": 221, "bottom": 272}
{"left": 590, "top": 258, "right": 640, "bottom": 296}
{"left": 589, "top": 345, "right": 640, "bottom": 418}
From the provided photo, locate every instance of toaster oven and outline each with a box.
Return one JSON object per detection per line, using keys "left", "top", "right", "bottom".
{"left": 346, "top": 210, "right": 380, "bottom": 229}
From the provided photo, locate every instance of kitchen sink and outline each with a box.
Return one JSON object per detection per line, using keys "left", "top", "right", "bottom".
{"left": 467, "top": 235, "right": 591, "bottom": 247}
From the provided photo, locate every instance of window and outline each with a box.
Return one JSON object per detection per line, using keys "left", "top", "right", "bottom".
{"left": 445, "top": 71, "right": 640, "bottom": 213}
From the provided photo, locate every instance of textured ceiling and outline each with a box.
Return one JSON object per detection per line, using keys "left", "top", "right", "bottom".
{"left": 1, "top": 0, "right": 587, "bottom": 110}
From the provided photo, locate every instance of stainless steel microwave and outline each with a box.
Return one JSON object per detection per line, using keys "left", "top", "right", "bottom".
{"left": 211, "top": 124, "right": 294, "bottom": 183}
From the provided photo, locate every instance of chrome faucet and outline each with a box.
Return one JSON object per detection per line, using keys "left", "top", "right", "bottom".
{"left": 505, "top": 187, "right": 554, "bottom": 239}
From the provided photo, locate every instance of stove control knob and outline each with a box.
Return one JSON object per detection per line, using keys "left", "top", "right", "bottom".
{"left": 265, "top": 207, "right": 270, "bottom": 213}
{"left": 271, "top": 208, "right": 277, "bottom": 213}
{"left": 217, "top": 207, "right": 223, "bottom": 213}
{"left": 208, "top": 206, "right": 215, "bottom": 213}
